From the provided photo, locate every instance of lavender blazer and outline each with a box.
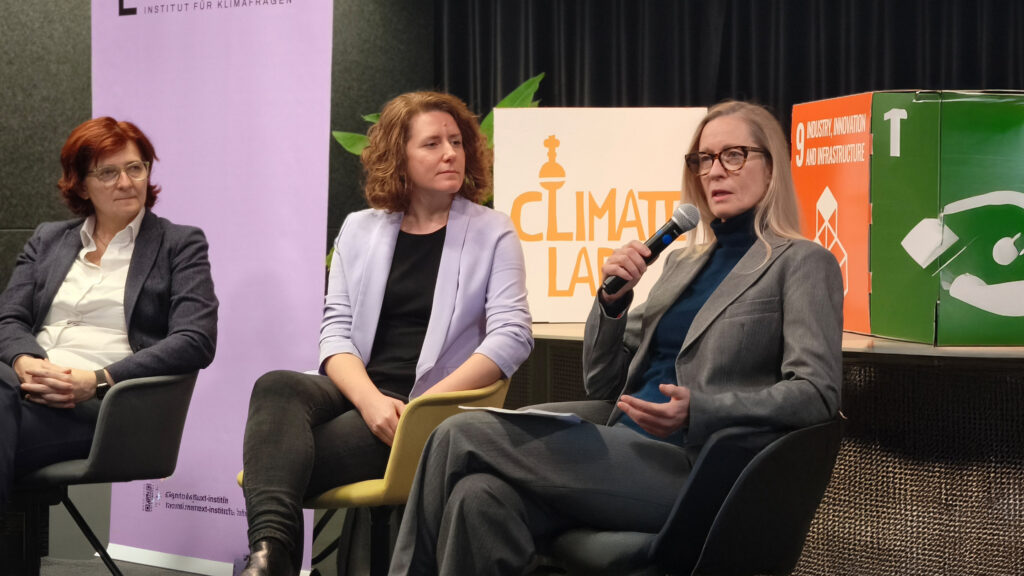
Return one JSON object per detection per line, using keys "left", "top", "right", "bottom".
{"left": 318, "top": 196, "right": 533, "bottom": 399}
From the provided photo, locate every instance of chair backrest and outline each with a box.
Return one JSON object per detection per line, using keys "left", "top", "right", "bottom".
{"left": 376, "top": 378, "right": 510, "bottom": 503}
{"left": 81, "top": 372, "right": 199, "bottom": 483}
{"left": 16, "top": 372, "right": 200, "bottom": 490}
{"left": 691, "top": 419, "right": 842, "bottom": 576}
{"left": 648, "top": 426, "right": 784, "bottom": 574}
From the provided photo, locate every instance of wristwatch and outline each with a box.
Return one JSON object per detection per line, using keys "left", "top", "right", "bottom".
{"left": 94, "top": 369, "right": 112, "bottom": 399}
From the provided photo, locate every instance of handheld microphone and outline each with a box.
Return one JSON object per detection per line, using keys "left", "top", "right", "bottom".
{"left": 601, "top": 203, "right": 701, "bottom": 295}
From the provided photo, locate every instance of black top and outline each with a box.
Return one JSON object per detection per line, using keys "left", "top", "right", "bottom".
{"left": 365, "top": 226, "right": 446, "bottom": 399}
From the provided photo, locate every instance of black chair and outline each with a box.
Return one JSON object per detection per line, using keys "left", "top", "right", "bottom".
{"left": 9, "top": 372, "right": 199, "bottom": 576}
{"left": 542, "top": 419, "right": 843, "bottom": 576}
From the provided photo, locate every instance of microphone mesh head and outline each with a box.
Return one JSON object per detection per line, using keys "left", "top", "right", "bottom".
{"left": 672, "top": 203, "right": 701, "bottom": 229}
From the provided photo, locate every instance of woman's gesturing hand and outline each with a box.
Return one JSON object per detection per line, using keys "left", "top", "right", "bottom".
{"left": 616, "top": 384, "right": 691, "bottom": 438}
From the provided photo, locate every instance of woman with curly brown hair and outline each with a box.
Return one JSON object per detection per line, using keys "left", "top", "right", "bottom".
{"left": 239, "top": 91, "right": 533, "bottom": 576}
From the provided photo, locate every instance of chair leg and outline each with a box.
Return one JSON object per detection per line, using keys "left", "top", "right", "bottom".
{"left": 368, "top": 506, "right": 391, "bottom": 576}
{"left": 24, "top": 498, "right": 46, "bottom": 576}
{"left": 3, "top": 490, "right": 50, "bottom": 576}
{"left": 335, "top": 508, "right": 357, "bottom": 576}
{"left": 60, "top": 492, "right": 124, "bottom": 576}
{"left": 311, "top": 509, "right": 340, "bottom": 568}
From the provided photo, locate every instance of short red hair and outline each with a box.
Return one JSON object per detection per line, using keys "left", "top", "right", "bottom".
{"left": 58, "top": 117, "right": 161, "bottom": 217}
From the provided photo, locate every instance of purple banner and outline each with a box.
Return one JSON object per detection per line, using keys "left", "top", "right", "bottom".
{"left": 92, "top": 0, "right": 332, "bottom": 571}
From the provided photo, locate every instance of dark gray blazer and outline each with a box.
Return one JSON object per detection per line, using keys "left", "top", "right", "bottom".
{"left": 0, "top": 211, "right": 218, "bottom": 382}
{"left": 583, "top": 232, "right": 843, "bottom": 445}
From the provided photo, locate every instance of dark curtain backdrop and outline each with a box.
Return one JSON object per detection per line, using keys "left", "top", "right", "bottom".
{"left": 435, "top": 0, "right": 1024, "bottom": 135}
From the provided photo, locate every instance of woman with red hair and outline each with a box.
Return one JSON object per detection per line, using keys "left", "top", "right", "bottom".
{"left": 0, "top": 117, "right": 218, "bottom": 511}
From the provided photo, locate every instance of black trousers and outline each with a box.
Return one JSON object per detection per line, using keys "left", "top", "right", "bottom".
{"left": 242, "top": 370, "right": 393, "bottom": 566}
{"left": 0, "top": 363, "right": 100, "bottom": 511}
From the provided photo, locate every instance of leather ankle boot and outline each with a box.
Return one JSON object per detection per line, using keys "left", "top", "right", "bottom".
{"left": 240, "top": 539, "right": 296, "bottom": 576}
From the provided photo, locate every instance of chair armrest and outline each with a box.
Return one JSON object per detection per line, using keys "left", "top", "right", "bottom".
{"left": 379, "top": 379, "right": 509, "bottom": 502}
{"left": 650, "top": 425, "right": 784, "bottom": 573}
{"left": 692, "top": 418, "right": 842, "bottom": 575}
{"left": 80, "top": 372, "right": 199, "bottom": 483}
{"left": 300, "top": 379, "right": 510, "bottom": 508}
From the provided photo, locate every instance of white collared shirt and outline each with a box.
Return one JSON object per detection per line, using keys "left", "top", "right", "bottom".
{"left": 35, "top": 209, "right": 146, "bottom": 370}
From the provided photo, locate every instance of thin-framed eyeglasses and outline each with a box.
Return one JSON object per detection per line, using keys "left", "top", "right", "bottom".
{"left": 684, "top": 146, "right": 769, "bottom": 176}
{"left": 87, "top": 161, "right": 150, "bottom": 185}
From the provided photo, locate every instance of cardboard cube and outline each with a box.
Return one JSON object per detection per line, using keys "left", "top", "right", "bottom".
{"left": 792, "top": 91, "right": 1024, "bottom": 346}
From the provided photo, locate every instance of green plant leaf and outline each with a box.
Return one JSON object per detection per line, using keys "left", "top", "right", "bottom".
{"left": 497, "top": 72, "right": 546, "bottom": 109}
{"left": 362, "top": 113, "right": 380, "bottom": 124}
{"left": 333, "top": 131, "right": 370, "bottom": 155}
{"left": 480, "top": 72, "right": 545, "bottom": 149}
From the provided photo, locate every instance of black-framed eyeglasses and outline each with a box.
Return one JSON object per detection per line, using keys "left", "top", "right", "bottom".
{"left": 87, "top": 161, "right": 150, "bottom": 185}
{"left": 684, "top": 146, "right": 769, "bottom": 176}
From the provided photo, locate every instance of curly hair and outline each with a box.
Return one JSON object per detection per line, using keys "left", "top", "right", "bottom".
{"left": 58, "top": 117, "right": 161, "bottom": 217}
{"left": 361, "top": 91, "right": 491, "bottom": 212}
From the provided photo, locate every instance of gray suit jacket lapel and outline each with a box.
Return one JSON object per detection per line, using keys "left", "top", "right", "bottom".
{"left": 682, "top": 233, "right": 791, "bottom": 352}
{"left": 638, "top": 245, "right": 713, "bottom": 350}
{"left": 125, "top": 212, "right": 162, "bottom": 330}
{"left": 613, "top": 245, "right": 713, "bottom": 397}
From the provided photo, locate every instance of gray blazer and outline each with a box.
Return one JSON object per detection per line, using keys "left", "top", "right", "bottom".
{"left": 583, "top": 232, "right": 843, "bottom": 445}
{"left": 0, "top": 211, "right": 218, "bottom": 382}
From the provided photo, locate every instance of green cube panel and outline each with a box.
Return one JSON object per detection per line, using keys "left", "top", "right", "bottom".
{"left": 871, "top": 91, "right": 1024, "bottom": 345}
{"left": 934, "top": 94, "right": 1024, "bottom": 345}
{"left": 870, "top": 91, "right": 941, "bottom": 343}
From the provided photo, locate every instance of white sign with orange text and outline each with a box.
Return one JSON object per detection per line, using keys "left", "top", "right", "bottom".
{"left": 494, "top": 107, "right": 707, "bottom": 322}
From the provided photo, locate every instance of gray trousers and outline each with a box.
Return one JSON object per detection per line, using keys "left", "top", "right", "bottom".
{"left": 388, "top": 401, "right": 696, "bottom": 576}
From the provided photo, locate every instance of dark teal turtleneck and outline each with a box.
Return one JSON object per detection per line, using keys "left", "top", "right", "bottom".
{"left": 616, "top": 208, "right": 758, "bottom": 443}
